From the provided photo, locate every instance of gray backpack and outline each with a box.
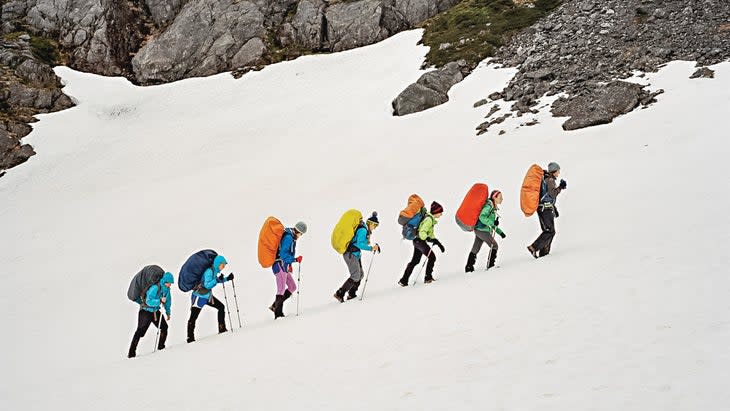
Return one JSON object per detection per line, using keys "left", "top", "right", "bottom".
{"left": 127, "top": 265, "right": 165, "bottom": 304}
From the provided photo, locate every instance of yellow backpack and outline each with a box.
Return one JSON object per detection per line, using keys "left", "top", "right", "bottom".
{"left": 331, "top": 209, "right": 363, "bottom": 254}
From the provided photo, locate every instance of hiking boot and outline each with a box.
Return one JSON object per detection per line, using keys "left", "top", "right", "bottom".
{"left": 333, "top": 290, "right": 345, "bottom": 303}
{"left": 218, "top": 323, "right": 228, "bottom": 334}
{"left": 465, "top": 252, "right": 477, "bottom": 273}
{"left": 157, "top": 330, "right": 168, "bottom": 350}
{"left": 487, "top": 248, "right": 498, "bottom": 270}
{"left": 527, "top": 245, "right": 539, "bottom": 259}
{"left": 398, "top": 278, "right": 408, "bottom": 287}
{"left": 273, "top": 294, "right": 286, "bottom": 319}
{"left": 128, "top": 350, "right": 136, "bottom": 358}
{"left": 187, "top": 336, "right": 195, "bottom": 343}
{"left": 424, "top": 276, "right": 436, "bottom": 284}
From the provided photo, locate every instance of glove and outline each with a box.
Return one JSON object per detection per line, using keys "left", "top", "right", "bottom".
{"left": 559, "top": 179, "right": 567, "bottom": 189}
{"left": 217, "top": 274, "right": 224, "bottom": 282}
{"left": 372, "top": 243, "right": 381, "bottom": 253}
{"left": 166, "top": 314, "right": 171, "bottom": 321}
{"left": 295, "top": 256, "right": 303, "bottom": 263}
{"left": 494, "top": 217, "right": 500, "bottom": 226}
{"left": 499, "top": 232, "right": 506, "bottom": 239}
{"left": 433, "top": 239, "right": 445, "bottom": 253}
{"left": 160, "top": 296, "right": 167, "bottom": 304}
{"left": 226, "top": 273, "right": 234, "bottom": 281}
{"left": 287, "top": 264, "right": 293, "bottom": 273}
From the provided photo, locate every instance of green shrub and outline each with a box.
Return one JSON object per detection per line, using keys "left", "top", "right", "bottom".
{"left": 422, "top": 0, "right": 562, "bottom": 68}
{"left": 29, "top": 36, "right": 59, "bottom": 66}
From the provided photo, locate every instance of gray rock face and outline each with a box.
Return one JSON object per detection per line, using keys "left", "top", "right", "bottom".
{"left": 145, "top": 0, "right": 188, "bottom": 27}
{"left": 551, "top": 81, "right": 645, "bottom": 130}
{"left": 2, "top": 0, "right": 150, "bottom": 76}
{"left": 392, "top": 60, "right": 467, "bottom": 115}
{"left": 325, "top": 0, "right": 408, "bottom": 52}
{"left": 486, "top": 0, "right": 730, "bottom": 131}
{"left": 0, "top": 37, "right": 74, "bottom": 172}
{"left": 132, "top": 0, "right": 268, "bottom": 84}
{"left": 283, "top": 0, "right": 327, "bottom": 50}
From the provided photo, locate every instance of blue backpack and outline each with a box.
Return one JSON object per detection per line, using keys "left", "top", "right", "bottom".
{"left": 178, "top": 249, "right": 218, "bottom": 292}
{"left": 401, "top": 209, "right": 426, "bottom": 240}
{"left": 539, "top": 172, "right": 555, "bottom": 205}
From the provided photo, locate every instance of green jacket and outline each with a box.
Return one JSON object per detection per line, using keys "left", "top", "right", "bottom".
{"left": 475, "top": 199, "right": 504, "bottom": 236}
{"left": 418, "top": 213, "right": 438, "bottom": 241}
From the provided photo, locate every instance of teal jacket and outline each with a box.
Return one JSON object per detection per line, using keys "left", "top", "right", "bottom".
{"left": 349, "top": 225, "right": 373, "bottom": 259}
{"left": 143, "top": 272, "right": 174, "bottom": 316}
{"left": 475, "top": 199, "right": 504, "bottom": 236}
{"left": 418, "top": 213, "right": 437, "bottom": 241}
{"left": 193, "top": 255, "right": 229, "bottom": 298}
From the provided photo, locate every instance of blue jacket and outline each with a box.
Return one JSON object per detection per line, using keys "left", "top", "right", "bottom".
{"left": 193, "top": 255, "right": 229, "bottom": 298}
{"left": 348, "top": 225, "right": 372, "bottom": 259}
{"left": 142, "top": 272, "right": 174, "bottom": 315}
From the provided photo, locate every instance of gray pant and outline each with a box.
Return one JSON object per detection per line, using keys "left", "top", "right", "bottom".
{"left": 343, "top": 252, "right": 364, "bottom": 281}
{"left": 471, "top": 230, "right": 498, "bottom": 255}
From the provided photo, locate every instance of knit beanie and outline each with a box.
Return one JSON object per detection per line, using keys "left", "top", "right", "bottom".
{"left": 294, "top": 221, "right": 307, "bottom": 234}
{"left": 548, "top": 162, "right": 560, "bottom": 173}
{"left": 430, "top": 201, "right": 443, "bottom": 214}
{"left": 367, "top": 211, "right": 379, "bottom": 225}
{"left": 490, "top": 190, "right": 502, "bottom": 200}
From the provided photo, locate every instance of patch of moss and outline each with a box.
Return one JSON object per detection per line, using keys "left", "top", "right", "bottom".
{"left": 422, "top": 0, "right": 562, "bottom": 68}
{"left": 29, "top": 36, "right": 60, "bottom": 66}
{"left": 3, "top": 31, "right": 25, "bottom": 41}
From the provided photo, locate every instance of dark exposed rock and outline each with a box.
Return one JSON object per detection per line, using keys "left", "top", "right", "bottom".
{"left": 551, "top": 81, "right": 647, "bottom": 130}
{"left": 485, "top": 104, "right": 500, "bottom": 118}
{"left": 485, "top": 0, "right": 730, "bottom": 131}
{"left": 473, "top": 98, "right": 488, "bottom": 108}
{"left": 0, "top": 35, "right": 75, "bottom": 172}
{"left": 392, "top": 60, "right": 468, "bottom": 115}
{"left": 393, "top": 59, "right": 469, "bottom": 115}
{"left": 690, "top": 67, "right": 715, "bottom": 79}
{"left": 476, "top": 113, "right": 511, "bottom": 135}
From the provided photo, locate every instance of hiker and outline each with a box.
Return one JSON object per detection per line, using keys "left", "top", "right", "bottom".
{"left": 269, "top": 222, "right": 306, "bottom": 319}
{"left": 128, "top": 271, "right": 174, "bottom": 358}
{"left": 528, "top": 162, "right": 567, "bottom": 258}
{"left": 399, "top": 201, "right": 445, "bottom": 286}
{"left": 187, "top": 254, "right": 233, "bottom": 342}
{"left": 334, "top": 212, "right": 380, "bottom": 302}
{"left": 466, "top": 190, "right": 506, "bottom": 272}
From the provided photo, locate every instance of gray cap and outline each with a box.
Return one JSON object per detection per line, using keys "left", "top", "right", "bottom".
{"left": 548, "top": 162, "right": 561, "bottom": 173}
{"left": 294, "top": 221, "right": 307, "bottom": 234}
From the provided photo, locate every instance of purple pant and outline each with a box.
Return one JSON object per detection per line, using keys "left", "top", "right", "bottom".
{"left": 273, "top": 262, "right": 297, "bottom": 295}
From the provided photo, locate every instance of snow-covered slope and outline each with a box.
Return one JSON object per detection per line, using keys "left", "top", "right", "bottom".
{"left": 1, "top": 30, "right": 729, "bottom": 410}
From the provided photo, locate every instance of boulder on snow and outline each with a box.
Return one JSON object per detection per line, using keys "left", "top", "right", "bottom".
{"left": 392, "top": 60, "right": 469, "bottom": 116}
{"left": 551, "top": 81, "right": 648, "bottom": 130}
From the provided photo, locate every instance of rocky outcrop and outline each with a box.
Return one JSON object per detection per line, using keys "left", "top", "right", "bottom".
{"left": 392, "top": 59, "right": 468, "bottom": 115}
{"left": 2, "top": 0, "right": 152, "bottom": 77}
{"left": 134, "top": 0, "right": 459, "bottom": 83}
{"left": 0, "top": 0, "right": 457, "bottom": 172}
{"left": 1, "top": 34, "right": 74, "bottom": 172}
{"left": 132, "top": 0, "right": 270, "bottom": 84}
{"left": 483, "top": 0, "right": 730, "bottom": 131}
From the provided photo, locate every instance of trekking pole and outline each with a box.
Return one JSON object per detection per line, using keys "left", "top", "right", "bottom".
{"left": 486, "top": 229, "right": 495, "bottom": 271}
{"left": 359, "top": 252, "right": 376, "bottom": 301}
{"left": 411, "top": 249, "right": 432, "bottom": 286}
{"left": 221, "top": 282, "right": 234, "bottom": 332}
{"left": 153, "top": 310, "right": 162, "bottom": 353}
{"left": 231, "top": 278, "right": 242, "bottom": 329}
{"left": 296, "top": 263, "right": 301, "bottom": 316}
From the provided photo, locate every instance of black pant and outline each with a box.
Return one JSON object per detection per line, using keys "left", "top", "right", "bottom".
{"left": 531, "top": 206, "right": 556, "bottom": 252}
{"left": 401, "top": 238, "right": 436, "bottom": 282}
{"left": 129, "top": 310, "right": 168, "bottom": 355}
{"left": 188, "top": 294, "right": 226, "bottom": 337}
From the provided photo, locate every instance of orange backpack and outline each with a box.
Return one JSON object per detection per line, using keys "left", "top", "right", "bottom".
{"left": 520, "top": 164, "right": 544, "bottom": 217}
{"left": 455, "top": 183, "right": 489, "bottom": 231}
{"left": 398, "top": 194, "right": 425, "bottom": 225}
{"left": 258, "top": 217, "right": 285, "bottom": 268}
